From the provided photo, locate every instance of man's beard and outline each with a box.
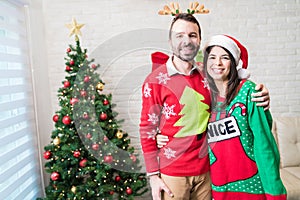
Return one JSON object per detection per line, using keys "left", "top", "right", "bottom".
{"left": 173, "top": 44, "right": 200, "bottom": 62}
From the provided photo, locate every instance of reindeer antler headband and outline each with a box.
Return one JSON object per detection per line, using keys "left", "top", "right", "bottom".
{"left": 158, "top": 2, "right": 209, "bottom": 16}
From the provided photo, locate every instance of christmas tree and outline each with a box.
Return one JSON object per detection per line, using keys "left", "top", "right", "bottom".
{"left": 39, "top": 19, "right": 147, "bottom": 200}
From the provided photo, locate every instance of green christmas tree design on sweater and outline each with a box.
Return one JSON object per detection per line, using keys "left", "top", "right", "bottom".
{"left": 174, "top": 86, "right": 210, "bottom": 138}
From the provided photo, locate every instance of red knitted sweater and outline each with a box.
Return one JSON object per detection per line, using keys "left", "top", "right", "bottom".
{"left": 139, "top": 54, "right": 211, "bottom": 176}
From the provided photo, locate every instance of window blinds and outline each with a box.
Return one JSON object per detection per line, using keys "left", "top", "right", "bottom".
{"left": 0, "top": 1, "right": 42, "bottom": 199}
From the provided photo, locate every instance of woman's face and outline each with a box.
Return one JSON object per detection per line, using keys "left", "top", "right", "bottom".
{"left": 207, "top": 46, "right": 231, "bottom": 82}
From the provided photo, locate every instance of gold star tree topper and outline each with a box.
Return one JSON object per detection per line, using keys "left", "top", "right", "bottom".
{"left": 65, "top": 18, "right": 84, "bottom": 39}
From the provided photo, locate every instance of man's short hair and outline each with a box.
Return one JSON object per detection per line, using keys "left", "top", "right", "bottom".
{"left": 168, "top": 13, "right": 202, "bottom": 40}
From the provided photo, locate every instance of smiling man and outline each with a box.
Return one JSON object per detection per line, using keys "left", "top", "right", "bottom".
{"left": 139, "top": 13, "right": 212, "bottom": 200}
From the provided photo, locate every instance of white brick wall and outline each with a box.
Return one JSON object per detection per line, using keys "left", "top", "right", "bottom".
{"left": 36, "top": 0, "right": 300, "bottom": 192}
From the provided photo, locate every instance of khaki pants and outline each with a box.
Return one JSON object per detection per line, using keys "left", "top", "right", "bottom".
{"left": 161, "top": 172, "right": 211, "bottom": 200}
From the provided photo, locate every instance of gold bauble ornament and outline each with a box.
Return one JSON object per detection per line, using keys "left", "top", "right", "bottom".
{"left": 116, "top": 130, "right": 123, "bottom": 139}
{"left": 53, "top": 137, "right": 61, "bottom": 145}
{"left": 96, "top": 82, "right": 104, "bottom": 91}
{"left": 71, "top": 186, "right": 76, "bottom": 193}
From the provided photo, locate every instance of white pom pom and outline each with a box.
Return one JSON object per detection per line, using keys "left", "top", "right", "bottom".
{"left": 238, "top": 68, "right": 251, "bottom": 79}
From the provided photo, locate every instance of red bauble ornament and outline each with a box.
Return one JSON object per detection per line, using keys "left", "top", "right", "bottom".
{"left": 92, "top": 143, "right": 99, "bottom": 150}
{"left": 80, "top": 90, "right": 87, "bottom": 97}
{"left": 84, "top": 76, "right": 90, "bottom": 83}
{"left": 115, "top": 176, "right": 121, "bottom": 182}
{"left": 51, "top": 172, "right": 60, "bottom": 181}
{"left": 73, "top": 151, "right": 81, "bottom": 158}
{"left": 130, "top": 154, "right": 137, "bottom": 162}
{"left": 66, "top": 65, "right": 71, "bottom": 71}
{"left": 53, "top": 114, "right": 59, "bottom": 122}
{"left": 79, "top": 158, "right": 87, "bottom": 167}
{"left": 100, "top": 113, "right": 107, "bottom": 121}
{"left": 103, "top": 99, "right": 109, "bottom": 105}
{"left": 91, "top": 64, "right": 97, "bottom": 69}
{"left": 104, "top": 155, "right": 113, "bottom": 163}
{"left": 109, "top": 191, "right": 114, "bottom": 195}
{"left": 64, "top": 81, "right": 70, "bottom": 88}
{"left": 86, "top": 133, "right": 92, "bottom": 139}
{"left": 126, "top": 187, "right": 133, "bottom": 195}
{"left": 70, "top": 60, "right": 75, "bottom": 66}
{"left": 103, "top": 136, "right": 109, "bottom": 142}
{"left": 70, "top": 98, "right": 79, "bottom": 105}
{"left": 83, "top": 113, "right": 89, "bottom": 119}
{"left": 62, "top": 116, "right": 71, "bottom": 125}
{"left": 43, "top": 151, "right": 52, "bottom": 159}
{"left": 66, "top": 48, "right": 71, "bottom": 53}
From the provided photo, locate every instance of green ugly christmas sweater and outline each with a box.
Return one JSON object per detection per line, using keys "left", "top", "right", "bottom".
{"left": 207, "top": 80, "right": 287, "bottom": 200}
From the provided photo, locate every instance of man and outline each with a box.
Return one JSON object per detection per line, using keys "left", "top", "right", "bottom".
{"left": 139, "top": 13, "right": 269, "bottom": 200}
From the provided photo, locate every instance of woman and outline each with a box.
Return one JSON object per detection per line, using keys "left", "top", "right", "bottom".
{"left": 157, "top": 35, "right": 287, "bottom": 199}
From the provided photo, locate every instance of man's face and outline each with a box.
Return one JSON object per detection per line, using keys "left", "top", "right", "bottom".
{"left": 170, "top": 19, "right": 201, "bottom": 62}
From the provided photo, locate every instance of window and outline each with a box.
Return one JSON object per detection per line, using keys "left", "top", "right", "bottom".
{"left": 0, "top": 1, "right": 42, "bottom": 199}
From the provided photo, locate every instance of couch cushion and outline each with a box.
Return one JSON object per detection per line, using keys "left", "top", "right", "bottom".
{"left": 284, "top": 167, "right": 300, "bottom": 179}
{"left": 273, "top": 117, "right": 300, "bottom": 168}
{"left": 280, "top": 168, "right": 300, "bottom": 200}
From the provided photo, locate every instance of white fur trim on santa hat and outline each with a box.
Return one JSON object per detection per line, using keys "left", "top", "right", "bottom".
{"left": 204, "top": 35, "right": 241, "bottom": 65}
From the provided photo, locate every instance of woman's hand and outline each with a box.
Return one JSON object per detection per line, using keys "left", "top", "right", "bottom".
{"left": 156, "top": 134, "right": 169, "bottom": 148}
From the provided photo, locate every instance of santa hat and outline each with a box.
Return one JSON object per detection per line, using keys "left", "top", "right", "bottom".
{"left": 151, "top": 51, "right": 169, "bottom": 72}
{"left": 203, "top": 35, "right": 250, "bottom": 79}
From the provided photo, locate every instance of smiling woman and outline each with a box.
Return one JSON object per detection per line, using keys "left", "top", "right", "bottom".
{"left": 0, "top": 1, "right": 42, "bottom": 199}
{"left": 203, "top": 35, "right": 287, "bottom": 200}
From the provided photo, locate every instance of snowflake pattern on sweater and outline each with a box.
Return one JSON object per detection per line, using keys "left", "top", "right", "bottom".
{"left": 162, "top": 103, "right": 176, "bottom": 119}
{"left": 155, "top": 72, "right": 170, "bottom": 84}
{"left": 143, "top": 83, "right": 152, "bottom": 98}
